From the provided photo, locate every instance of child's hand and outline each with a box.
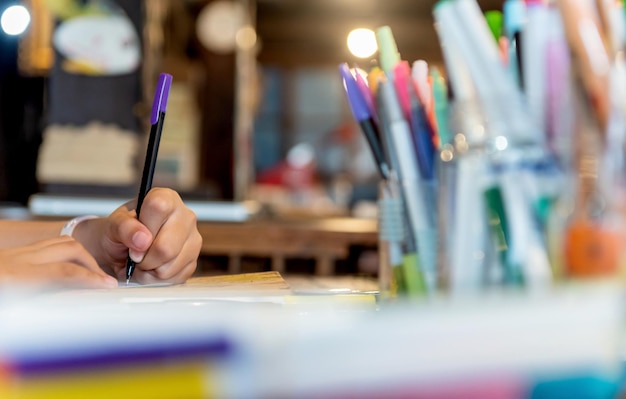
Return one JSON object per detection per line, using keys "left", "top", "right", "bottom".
{"left": 74, "top": 188, "right": 202, "bottom": 284}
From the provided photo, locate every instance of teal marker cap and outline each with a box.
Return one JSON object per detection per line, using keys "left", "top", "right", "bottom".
{"left": 376, "top": 26, "right": 400, "bottom": 75}
{"left": 503, "top": 0, "right": 526, "bottom": 37}
{"left": 430, "top": 67, "right": 450, "bottom": 146}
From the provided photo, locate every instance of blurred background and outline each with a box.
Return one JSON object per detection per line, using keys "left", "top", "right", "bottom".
{"left": 0, "top": 0, "right": 502, "bottom": 216}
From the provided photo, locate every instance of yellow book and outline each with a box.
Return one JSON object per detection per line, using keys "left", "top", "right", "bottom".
{"left": 0, "top": 361, "right": 214, "bottom": 399}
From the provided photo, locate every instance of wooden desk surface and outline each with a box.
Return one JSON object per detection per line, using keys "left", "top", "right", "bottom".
{"left": 197, "top": 217, "right": 378, "bottom": 275}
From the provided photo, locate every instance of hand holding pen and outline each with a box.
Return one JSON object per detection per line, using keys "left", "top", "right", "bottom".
{"left": 64, "top": 187, "right": 200, "bottom": 285}
{"left": 0, "top": 72, "right": 202, "bottom": 289}
{"left": 125, "top": 73, "right": 173, "bottom": 283}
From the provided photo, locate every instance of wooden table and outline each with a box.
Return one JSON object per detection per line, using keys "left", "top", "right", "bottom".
{"left": 197, "top": 217, "right": 378, "bottom": 275}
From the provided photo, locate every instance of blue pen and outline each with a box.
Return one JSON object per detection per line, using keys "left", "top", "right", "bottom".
{"left": 408, "top": 77, "right": 436, "bottom": 181}
{"left": 126, "top": 73, "right": 172, "bottom": 284}
{"left": 503, "top": 0, "right": 526, "bottom": 89}
{"left": 339, "top": 63, "right": 390, "bottom": 180}
{"left": 393, "top": 61, "right": 436, "bottom": 181}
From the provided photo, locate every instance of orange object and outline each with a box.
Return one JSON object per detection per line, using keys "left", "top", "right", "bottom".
{"left": 564, "top": 220, "right": 625, "bottom": 277}
{"left": 367, "top": 66, "right": 385, "bottom": 96}
{"left": 499, "top": 36, "right": 509, "bottom": 66}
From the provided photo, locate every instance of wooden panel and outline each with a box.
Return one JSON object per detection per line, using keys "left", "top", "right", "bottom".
{"left": 197, "top": 217, "right": 378, "bottom": 275}
{"left": 255, "top": 0, "right": 506, "bottom": 66}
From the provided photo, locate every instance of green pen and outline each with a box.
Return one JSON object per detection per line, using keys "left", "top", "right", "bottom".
{"left": 375, "top": 25, "right": 401, "bottom": 76}
{"left": 484, "top": 185, "right": 523, "bottom": 286}
{"left": 401, "top": 252, "right": 427, "bottom": 296}
{"left": 389, "top": 181, "right": 427, "bottom": 297}
{"left": 430, "top": 67, "right": 451, "bottom": 147}
{"left": 485, "top": 10, "right": 504, "bottom": 43}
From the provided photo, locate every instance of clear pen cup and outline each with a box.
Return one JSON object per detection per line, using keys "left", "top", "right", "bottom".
{"left": 377, "top": 179, "right": 404, "bottom": 298}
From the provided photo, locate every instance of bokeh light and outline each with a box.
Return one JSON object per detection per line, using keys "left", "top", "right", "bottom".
{"left": 1, "top": 5, "right": 30, "bottom": 36}
{"left": 346, "top": 28, "right": 377, "bottom": 58}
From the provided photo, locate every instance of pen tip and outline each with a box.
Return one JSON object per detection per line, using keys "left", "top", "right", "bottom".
{"left": 126, "top": 278, "right": 131, "bottom": 285}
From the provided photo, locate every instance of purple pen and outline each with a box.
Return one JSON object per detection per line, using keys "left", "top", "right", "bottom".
{"left": 12, "top": 336, "right": 232, "bottom": 376}
{"left": 126, "top": 73, "right": 173, "bottom": 283}
{"left": 339, "top": 63, "right": 389, "bottom": 180}
{"left": 545, "top": 29, "right": 571, "bottom": 156}
{"left": 353, "top": 67, "right": 378, "bottom": 123}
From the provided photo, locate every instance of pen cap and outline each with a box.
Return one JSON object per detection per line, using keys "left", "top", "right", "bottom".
{"left": 354, "top": 67, "right": 377, "bottom": 119}
{"left": 523, "top": 2, "right": 551, "bottom": 132}
{"left": 433, "top": 7, "right": 476, "bottom": 102}
{"left": 439, "top": 0, "right": 539, "bottom": 146}
{"left": 393, "top": 61, "right": 413, "bottom": 121}
{"left": 412, "top": 60, "right": 430, "bottom": 107}
{"left": 368, "top": 66, "right": 385, "bottom": 95}
{"left": 431, "top": 67, "right": 452, "bottom": 145}
{"left": 485, "top": 10, "right": 503, "bottom": 42}
{"left": 503, "top": 0, "right": 526, "bottom": 38}
{"left": 434, "top": 3, "right": 487, "bottom": 148}
{"left": 339, "top": 63, "right": 370, "bottom": 122}
{"left": 434, "top": 1, "right": 495, "bottom": 147}
{"left": 376, "top": 26, "right": 401, "bottom": 76}
{"left": 150, "top": 73, "right": 173, "bottom": 124}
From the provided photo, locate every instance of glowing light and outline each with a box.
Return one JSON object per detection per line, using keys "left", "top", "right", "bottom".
{"left": 346, "top": 28, "right": 377, "bottom": 58}
{"left": 494, "top": 136, "right": 508, "bottom": 151}
{"left": 236, "top": 25, "right": 257, "bottom": 50}
{"left": 1, "top": 5, "right": 30, "bottom": 36}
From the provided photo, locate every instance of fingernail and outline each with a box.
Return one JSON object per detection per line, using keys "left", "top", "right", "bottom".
{"left": 129, "top": 249, "right": 145, "bottom": 263}
{"left": 132, "top": 231, "right": 151, "bottom": 249}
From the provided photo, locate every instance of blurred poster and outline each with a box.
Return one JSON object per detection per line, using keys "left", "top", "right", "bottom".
{"left": 46, "top": 0, "right": 143, "bottom": 131}
{"left": 37, "top": 0, "right": 144, "bottom": 191}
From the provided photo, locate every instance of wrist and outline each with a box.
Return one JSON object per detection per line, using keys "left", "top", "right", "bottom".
{"left": 65, "top": 216, "right": 114, "bottom": 276}
{"left": 60, "top": 215, "right": 99, "bottom": 237}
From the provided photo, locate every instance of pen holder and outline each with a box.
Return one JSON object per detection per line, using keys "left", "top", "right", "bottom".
{"left": 377, "top": 179, "right": 404, "bottom": 297}
{"left": 436, "top": 145, "right": 491, "bottom": 295}
{"left": 556, "top": 81, "right": 626, "bottom": 282}
{"left": 436, "top": 131, "right": 559, "bottom": 295}
{"left": 379, "top": 170, "right": 439, "bottom": 297}
{"left": 415, "top": 178, "right": 438, "bottom": 293}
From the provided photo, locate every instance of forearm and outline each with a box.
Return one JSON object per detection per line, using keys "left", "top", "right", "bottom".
{"left": 0, "top": 220, "right": 67, "bottom": 249}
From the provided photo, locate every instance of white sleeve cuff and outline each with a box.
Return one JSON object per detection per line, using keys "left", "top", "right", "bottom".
{"left": 60, "top": 215, "right": 99, "bottom": 237}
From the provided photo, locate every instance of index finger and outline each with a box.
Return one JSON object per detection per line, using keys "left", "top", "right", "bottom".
{"left": 43, "top": 262, "right": 119, "bottom": 289}
{"left": 135, "top": 188, "right": 181, "bottom": 236}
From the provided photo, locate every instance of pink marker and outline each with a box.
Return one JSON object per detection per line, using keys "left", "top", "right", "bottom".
{"left": 392, "top": 61, "right": 413, "bottom": 123}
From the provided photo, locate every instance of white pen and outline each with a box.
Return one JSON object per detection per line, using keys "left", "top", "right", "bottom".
{"left": 379, "top": 80, "right": 436, "bottom": 292}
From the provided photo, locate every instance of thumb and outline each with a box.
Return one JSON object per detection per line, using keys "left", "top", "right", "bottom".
{"left": 125, "top": 224, "right": 153, "bottom": 264}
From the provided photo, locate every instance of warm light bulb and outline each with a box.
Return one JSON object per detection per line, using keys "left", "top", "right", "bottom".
{"left": 1, "top": 5, "right": 30, "bottom": 36}
{"left": 346, "top": 28, "right": 377, "bottom": 58}
{"left": 236, "top": 25, "right": 257, "bottom": 50}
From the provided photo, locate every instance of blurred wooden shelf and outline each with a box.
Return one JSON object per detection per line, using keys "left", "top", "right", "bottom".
{"left": 197, "top": 217, "right": 378, "bottom": 276}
